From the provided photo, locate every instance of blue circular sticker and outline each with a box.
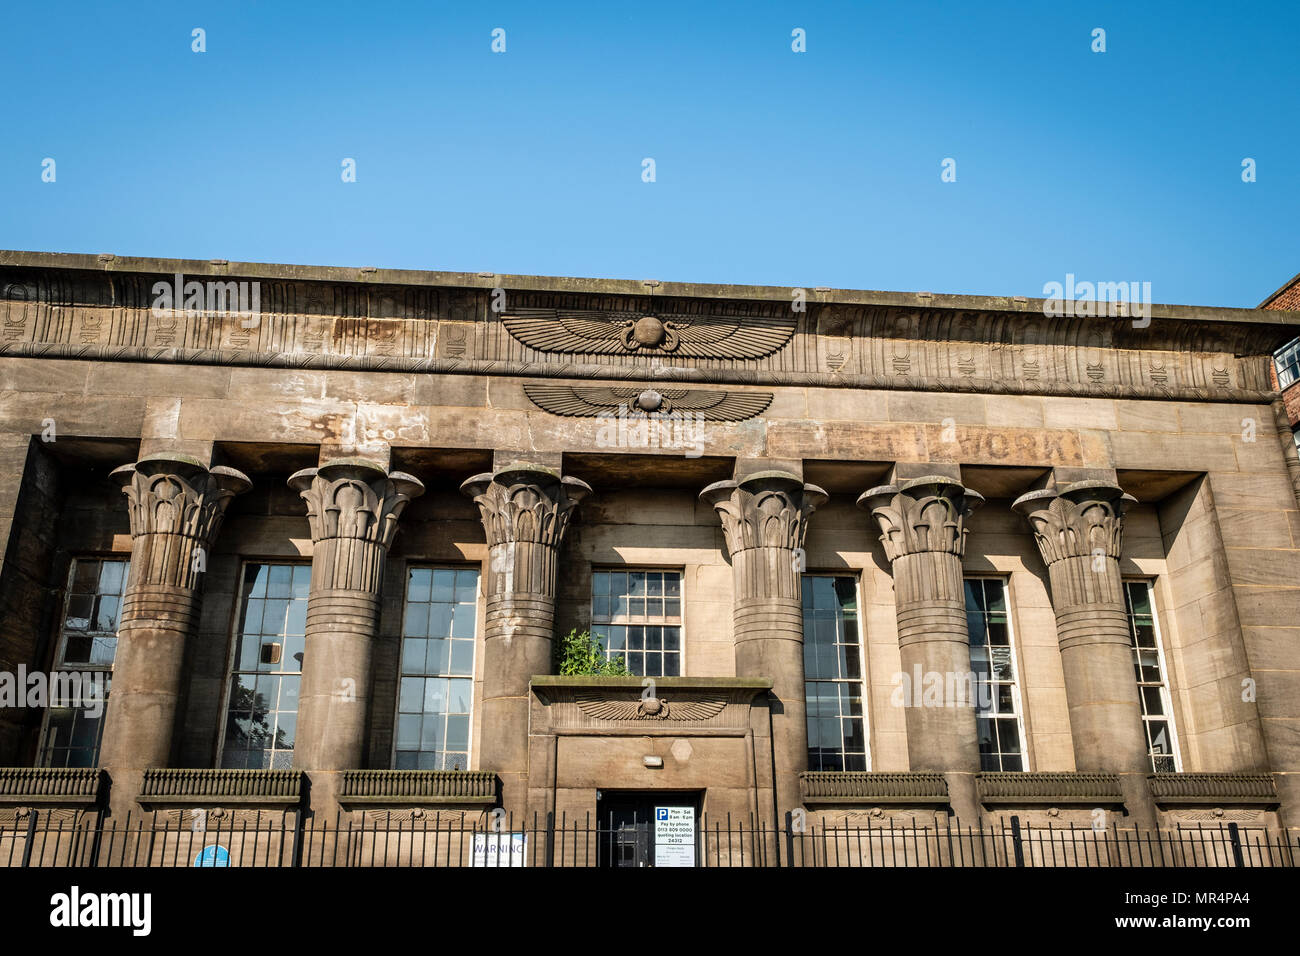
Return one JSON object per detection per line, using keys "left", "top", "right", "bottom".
{"left": 193, "top": 845, "right": 230, "bottom": 868}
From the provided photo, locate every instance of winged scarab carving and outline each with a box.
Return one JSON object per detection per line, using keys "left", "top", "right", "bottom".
{"left": 574, "top": 693, "right": 728, "bottom": 722}
{"left": 523, "top": 385, "right": 772, "bottom": 421}
{"left": 501, "top": 308, "right": 796, "bottom": 359}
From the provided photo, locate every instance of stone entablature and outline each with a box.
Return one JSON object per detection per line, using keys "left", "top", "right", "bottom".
{"left": 530, "top": 676, "right": 772, "bottom": 735}
{"left": 1148, "top": 773, "right": 1279, "bottom": 806}
{"left": 0, "top": 767, "right": 102, "bottom": 805}
{"left": 977, "top": 772, "right": 1125, "bottom": 805}
{"left": 2, "top": 251, "right": 1297, "bottom": 402}
{"left": 138, "top": 769, "right": 303, "bottom": 805}
{"left": 799, "top": 771, "right": 949, "bottom": 805}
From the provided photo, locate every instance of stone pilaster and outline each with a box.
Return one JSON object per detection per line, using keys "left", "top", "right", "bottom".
{"left": 859, "top": 476, "right": 984, "bottom": 784}
{"left": 289, "top": 458, "right": 423, "bottom": 774}
{"left": 700, "top": 471, "right": 827, "bottom": 821}
{"left": 1012, "top": 480, "right": 1148, "bottom": 775}
{"left": 1270, "top": 399, "right": 1300, "bottom": 511}
{"left": 100, "top": 454, "right": 251, "bottom": 776}
{"left": 461, "top": 463, "right": 592, "bottom": 816}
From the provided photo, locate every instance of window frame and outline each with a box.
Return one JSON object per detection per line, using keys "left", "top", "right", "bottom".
{"left": 1123, "top": 577, "right": 1182, "bottom": 773}
{"left": 589, "top": 566, "right": 686, "bottom": 678}
{"left": 37, "top": 554, "right": 130, "bottom": 769}
{"left": 215, "top": 560, "right": 311, "bottom": 771}
{"left": 965, "top": 574, "right": 1030, "bottom": 773}
{"left": 391, "top": 563, "right": 481, "bottom": 772}
{"left": 1274, "top": 337, "right": 1300, "bottom": 389}
{"left": 801, "top": 571, "right": 870, "bottom": 773}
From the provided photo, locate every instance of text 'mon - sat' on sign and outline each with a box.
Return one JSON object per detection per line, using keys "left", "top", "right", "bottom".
{"left": 654, "top": 806, "right": 696, "bottom": 867}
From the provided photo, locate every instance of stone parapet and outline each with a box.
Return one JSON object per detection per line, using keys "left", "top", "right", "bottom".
{"left": 0, "top": 767, "right": 102, "bottom": 805}
{"left": 1148, "top": 773, "right": 1279, "bottom": 806}
{"left": 339, "top": 770, "right": 497, "bottom": 806}
{"left": 977, "top": 771, "right": 1125, "bottom": 805}
{"left": 138, "top": 769, "right": 303, "bottom": 805}
{"left": 799, "top": 770, "right": 950, "bottom": 806}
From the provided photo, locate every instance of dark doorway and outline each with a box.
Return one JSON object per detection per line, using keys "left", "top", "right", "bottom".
{"left": 596, "top": 791, "right": 701, "bottom": 868}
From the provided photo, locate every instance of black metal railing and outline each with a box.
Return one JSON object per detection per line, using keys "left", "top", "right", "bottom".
{"left": 1, "top": 810, "right": 1296, "bottom": 868}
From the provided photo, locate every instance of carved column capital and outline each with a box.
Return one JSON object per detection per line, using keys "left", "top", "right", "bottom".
{"left": 1012, "top": 480, "right": 1135, "bottom": 566}
{"left": 112, "top": 453, "right": 251, "bottom": 541}
{"left": 460, "top": 463, "right": 592, "bottom": 551}
{"left": 857, "top": 475, "right": 984, "bottom": 561}
{"left": 110, "top": 453, "right": 252, "bottom": 589}
{"left": 288, "top": 457, "right": 425, "bottom": 548}
{"left": 699, "top": 471, "right": 828, "bottom": 560}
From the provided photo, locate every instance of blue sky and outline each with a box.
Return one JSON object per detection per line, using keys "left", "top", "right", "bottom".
{"left": 2, "top": 0, "right": 1297, "bottom": 307}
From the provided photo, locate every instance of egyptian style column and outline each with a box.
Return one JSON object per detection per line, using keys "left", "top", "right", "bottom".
{"left": 100, "top": 454, "right": 251, "bottom": 773}
{"left": 1012, "top": 480, "right": 1148, "bottom": 773}
{"left": 289, "top": 459, "right": 424, "bottom": 771}
{"left": 461, "top": 463, "right": 592, "bottom": 814}
{"left": 858, "top": 476, "right": 984, "bottom": 775}
{"left": 700, "top": 472, "right": 827, "bottom": 818}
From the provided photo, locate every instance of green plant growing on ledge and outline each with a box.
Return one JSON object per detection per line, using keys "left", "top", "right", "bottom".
{"left": 556, "top": 629, "right": 631, "bottom": 676}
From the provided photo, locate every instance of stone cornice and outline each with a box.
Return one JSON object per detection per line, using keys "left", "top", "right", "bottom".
{"left": 2, "top": 250, "right": 1296, "bottom": 328}
{"left": 3, "top": 341, "right": 1282, "bottom": 404}
{"left": 3, "top": 253, "right": 1298, "bottom": 403}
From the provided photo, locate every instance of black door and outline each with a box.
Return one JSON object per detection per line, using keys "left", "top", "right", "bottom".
{"left": 597, "top": 792, "right": 699, "bottom": 867}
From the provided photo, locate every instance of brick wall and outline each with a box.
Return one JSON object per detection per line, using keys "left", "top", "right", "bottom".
{"left": 1262, "top": 271, "right": 1300, "bottom": 426}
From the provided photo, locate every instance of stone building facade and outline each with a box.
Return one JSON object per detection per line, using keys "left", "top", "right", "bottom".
{"left": 1, "top": 250, "right": 1299, "bottom": 864}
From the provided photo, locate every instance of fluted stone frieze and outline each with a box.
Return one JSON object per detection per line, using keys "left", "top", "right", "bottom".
{"left": 859, "top": 476, "right": 984, "bottom": 773}
{"left": 289, "top": 458, "right": 424, "bottom": 772}
{"left": 700, "top": 471, "right": 827, "bottom": 816}
{"left": 100, "top": 454, "right": 251, "bottom": 772}
{"left": 460, "top": 463, "right": 592, "bottom": 813}
{"left": 1013, "top": 480, "right": 1147, "bottom": 773}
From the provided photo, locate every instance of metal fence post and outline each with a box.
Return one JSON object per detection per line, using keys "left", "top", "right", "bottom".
{"left": 1227, "top": 822, "right": 1245, "bottom": 868}
{"left": 1009, "top": 815, "right": 1025, "bottom": 867}
{"left": 20, "top": 809, "right": 38, "bottom": 868}
{"left": 290, "top": 809, "right": 305, "bottom": 868}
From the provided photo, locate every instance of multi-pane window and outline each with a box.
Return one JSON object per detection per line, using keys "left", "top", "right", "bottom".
{"left": 1124, "top": 580, "right": 1180, "bottom": 772}
{"left": 802, "top": 575, "right": 867, "bottom": 772}
{"left": 966, "top": 578, "right": 1026, "bottom": 772}
{"left": 221, "top": 564, "right": 308, "bottom": 769}
{"left": 396, "top": 567, "right": 479, "bottom": 770}
{"left": 1275, "top": 338, "right": 1300, "bottom": 389}
{"left": 591, "top": 570, "right": 682, "bottom": 677}
{"left": 39, "top": 557, "right": 128, "bottom": 768}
